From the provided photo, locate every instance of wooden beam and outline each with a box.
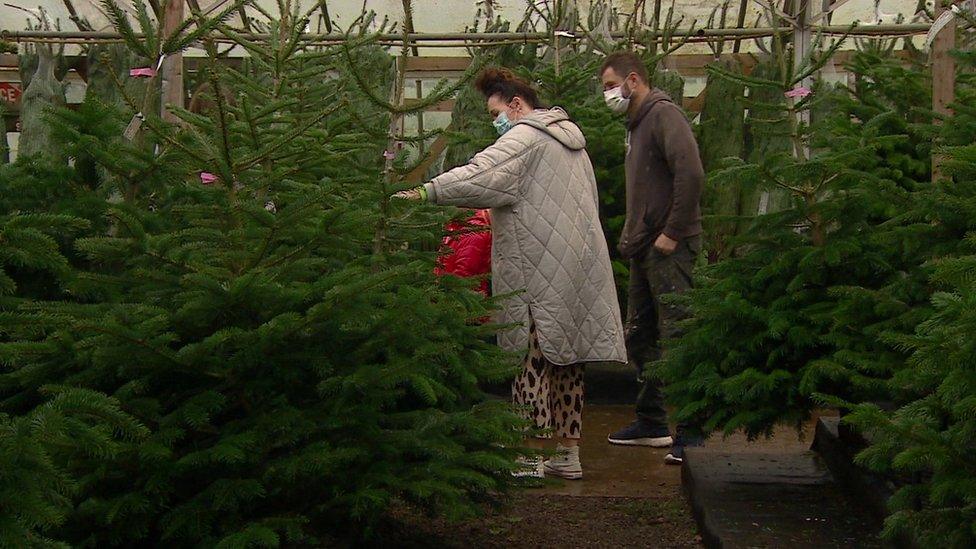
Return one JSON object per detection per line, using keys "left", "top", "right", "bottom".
{"left": 400, "top": 0, "right": 424, "bottom": 157}
{"left": 404, "top": 127, "right": 452, "bottom": 184}
{"left": 659, "top": 45, "right": 916, "bottom": 77}
{"left": 932, "top": 3, "right": 957, "bottom": 118}
{"left": 670, "top": 52, "right": 760, "bottom": 75}
{"left": 0, "top": 24, "right": 934, "bottom": 44}
{"left": 682, "top": 88, "right": 706, "bottom": 113}
{"left": 402, "top": 56, "right": 472, "bottom": 72}
{"left": 403, "top": 98, "right": 456, "bottom": 112}
{"left": 931, "top": 1, "right": 957, "bottom": 182}
{"left": 0, "top": 51, "right": 916, "bottom": 76}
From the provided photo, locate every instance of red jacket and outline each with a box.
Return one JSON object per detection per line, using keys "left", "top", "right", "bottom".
{"left": 435, "top": 209, "right": 491, "bottom": 296}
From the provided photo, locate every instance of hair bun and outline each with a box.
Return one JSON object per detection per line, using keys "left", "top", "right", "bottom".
{"left": 490, "top": 67, "right": 516, "bottom": 81}
{"left": 475, "top": 67, "right": 516, "bottom": 92}
{"left": 474, "top": 66, "right": 544, "bottom": 110}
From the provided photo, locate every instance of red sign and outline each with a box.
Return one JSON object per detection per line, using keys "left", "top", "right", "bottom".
{"left": 0, "top": 83, "right": 22, "bottom": 104}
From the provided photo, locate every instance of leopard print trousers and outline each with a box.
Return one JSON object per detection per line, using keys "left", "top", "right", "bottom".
{"left": 512, "top": 320, "right": 585, "bottom": 439}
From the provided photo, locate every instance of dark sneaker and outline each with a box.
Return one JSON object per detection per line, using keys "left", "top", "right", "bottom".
{"left": 607, "top": 420, "right": 673, "bottom": 447}
{"left": 664, "top": 436, "right": 703, "bottom": 465}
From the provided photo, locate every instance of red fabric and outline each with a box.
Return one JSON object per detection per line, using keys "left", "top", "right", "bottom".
{"left": 435, "top": 209, "right": 492, "bottom": 296}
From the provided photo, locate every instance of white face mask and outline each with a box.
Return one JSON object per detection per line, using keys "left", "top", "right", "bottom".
{"left": 604, "top": 84, "right": 631, "bottom": 115}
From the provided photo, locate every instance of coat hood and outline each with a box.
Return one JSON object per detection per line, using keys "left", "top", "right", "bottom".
{"left": 627, "top": 88, "right": 674, "bottom": 130}
{"left": 516, "top": 107, "right": 586, "bottom": 151}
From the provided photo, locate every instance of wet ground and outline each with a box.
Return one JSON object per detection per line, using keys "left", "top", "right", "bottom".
{"left": 368, "top": 405, "right": 702, "bottom": 548}
{"left": 679, "top": 411, "right": 882, "bottom": 548}
{"left": 533, "top": 405, "right": 833, "bottom": 497}
{"left": 531, "top": 405, "right": 683, "bottom": 497}
{"left": 365, "top": 387, "right": 876, "bottom": 548}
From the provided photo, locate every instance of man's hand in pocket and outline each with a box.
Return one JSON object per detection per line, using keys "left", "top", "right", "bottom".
{"left": 653, "top": 233, "right": 678, "bottom": 255}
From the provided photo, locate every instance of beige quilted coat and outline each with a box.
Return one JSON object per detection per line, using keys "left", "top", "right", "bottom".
{"left": 425, "top": 108, "right": 626, "bottom": 365}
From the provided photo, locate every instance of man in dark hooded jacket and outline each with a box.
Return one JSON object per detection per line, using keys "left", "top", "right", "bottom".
{"left": 599, "top": 51, "right": 705, "bottom": 465}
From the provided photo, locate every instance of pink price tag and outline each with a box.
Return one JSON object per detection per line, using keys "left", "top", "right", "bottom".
{"left": 785, "top": 86, "right": 812, "bottom": 99}
{"left": 200, "top": 172, "right": 218, "bottom": 185}
{"left": 129, "top": 67, "right": 157, "bottom": 78}
{"left": 383, "top": 150, "right": 396, "bottom": 160}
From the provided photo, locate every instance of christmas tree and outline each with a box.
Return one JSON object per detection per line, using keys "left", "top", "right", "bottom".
{"left": 657, "top": 13, "right": 976, "bottom": 544}
{"left": 840, "top": 45, "right": 976, "bottom": 546}
{"left": 657, "top": 36, "right": 934, "bottom": 438}
{"left": 0, "top": 1, "right": 524, "bottom": 545}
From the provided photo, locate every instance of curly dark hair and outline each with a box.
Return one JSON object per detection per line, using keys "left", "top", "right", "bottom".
{"left": 473, "top": 67, "right": 543, "bottom": 109}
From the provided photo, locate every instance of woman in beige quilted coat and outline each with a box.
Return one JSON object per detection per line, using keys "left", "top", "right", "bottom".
{"left": 395, "top": 68, "right": 626, "bottom": 480}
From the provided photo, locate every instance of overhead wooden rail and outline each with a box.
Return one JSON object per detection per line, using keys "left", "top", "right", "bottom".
{"left": 0, "top": 23, "right": 933, "bottom": 46}
{"left": 0, "top": 10, "right": 944, "bottom": 170}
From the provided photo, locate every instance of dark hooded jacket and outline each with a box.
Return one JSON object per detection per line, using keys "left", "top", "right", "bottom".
{"left": 618, "top": 89, "right": 704, "bottom": 259}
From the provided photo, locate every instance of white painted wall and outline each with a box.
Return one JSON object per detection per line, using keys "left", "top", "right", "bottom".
{"left": 0, "top": 1, "right": 928, "bottom": 39}
{"left": 266, "top": 0, "right": 924, "bottom": 33}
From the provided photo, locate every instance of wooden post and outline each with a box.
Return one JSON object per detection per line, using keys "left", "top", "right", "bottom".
{"left": 732, "top": 0, "right": 749, "bottom": 53}
{"left": 931, "top": 1, "right": 957, "bottom": 182}
{"left": 318, "top": 1, "right": 331, "bottom": 34}
{"left": 792, "top": 1, "right": 812, "bottom": 138}
{"left": 160, "top": 0, "right": 184, "bottom": 123}
{"left": 791, "top": 0, "right": 826, "bottom": 160}
{"left": 400, "top": 0, "right": 424, "bottom": 155}
{"left": 650, "top": 0, "right": 662, "bottom": 56}
{"left": 374, "top": 50, "right": 407, "bottom": 261}
{"left": 553, "top": 0, "right": 561, "bottom": 76}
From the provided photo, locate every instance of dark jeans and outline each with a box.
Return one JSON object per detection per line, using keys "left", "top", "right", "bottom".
{"left": 626, "top": 234, "right": 702, "bottom": 438}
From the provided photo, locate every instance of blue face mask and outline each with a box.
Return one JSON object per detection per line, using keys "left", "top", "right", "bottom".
{"left": 493, "top": 111, "right": 513, "bottom": 136}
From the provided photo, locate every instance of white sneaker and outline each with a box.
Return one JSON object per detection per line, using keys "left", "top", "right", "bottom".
{"left": 543, "top": 445, "right": 583, "bottom": 480}
{"left": 512, "top": 456, "right": 545, "bottom": 479}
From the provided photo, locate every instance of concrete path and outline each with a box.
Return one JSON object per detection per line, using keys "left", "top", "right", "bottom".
{"left": 532, "top": 405, "right": 683, "bottom": 497}
{"left": 682, "top": 414, "right": 882, "bottom": 548}
{"left": 528, "top": 405, "right": 882, "bottom": 548}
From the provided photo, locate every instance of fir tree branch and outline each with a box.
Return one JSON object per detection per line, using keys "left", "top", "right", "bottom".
{"left": 161, "top": 0, "right": 247, "bottom": 54}
{"left": 232, "top": 102, "right": 341, "bottom": 173}
{"left": 73, "top": 322, "right": 211, "bottom": 375}
{"left": 339, "top": 35, "right": 488, "bottom": 116}
{"left": 790, "top": 28, "right": 852, "bottom": 87}
{"left": 100, "top": 0, "right": 152, "bottom": 58}
{"left": 212, "top": 25, "right": 274, "bottom": 64}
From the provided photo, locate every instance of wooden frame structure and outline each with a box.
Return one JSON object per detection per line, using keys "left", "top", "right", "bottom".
{"left": 0, "top": 0, "right": 965, "bottom": 176}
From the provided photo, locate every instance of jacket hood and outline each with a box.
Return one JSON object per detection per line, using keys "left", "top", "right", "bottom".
{"left": 628, "top": 88, "right": 674, "bottom": 130}
{"left": 516, "top": 107, "right": 586, "bottom": 151}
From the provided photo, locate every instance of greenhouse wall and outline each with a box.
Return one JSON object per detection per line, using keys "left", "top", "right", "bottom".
{"left": 0, "top": 0, "right": 927, "bottom": 159}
